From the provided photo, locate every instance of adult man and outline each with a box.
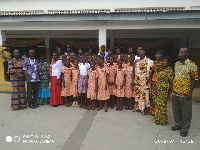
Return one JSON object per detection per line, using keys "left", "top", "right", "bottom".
{"left": 23, "top": 49, "right": 40, "bottom": 109}
{"left": 134, "top": 49, "right": 154, "bottom": 115}
{"left": 135, "top": 47, "right": 142, "bottom": 61}
{"left": 171, "top": 48, "right": 198, "bottom": 137}
{"left": 97, "top": 45, "right": 108, "bottom": 59}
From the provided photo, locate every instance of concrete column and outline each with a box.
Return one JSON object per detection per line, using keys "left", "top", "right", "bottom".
{"left": 98, "top": 27, "right": 107, "bottom": 52}
{"left": 0, "top": 30, "right": 8, "bottom": 84}
{"left": 45, "top": 37, "right": 50, "bottom": 63}
{"left": 109, "top": 30, "right": 114, "bottom": 49}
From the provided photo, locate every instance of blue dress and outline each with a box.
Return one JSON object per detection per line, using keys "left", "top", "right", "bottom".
{"left": 38, "top": 62, "right": 50, "bottom": 105}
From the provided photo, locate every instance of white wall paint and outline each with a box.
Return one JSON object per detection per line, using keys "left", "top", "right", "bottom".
{"left": 0, "top": 0, "right": 199, "bottom": 11}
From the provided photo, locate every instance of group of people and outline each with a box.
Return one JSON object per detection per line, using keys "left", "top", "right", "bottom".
{"left": 7, "top": 44, "right": 198, "bottom": 137}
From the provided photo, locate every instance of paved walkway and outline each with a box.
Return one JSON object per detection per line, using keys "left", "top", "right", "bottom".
{"left": 0, "top": 93, "right": 200, "bottom": 150}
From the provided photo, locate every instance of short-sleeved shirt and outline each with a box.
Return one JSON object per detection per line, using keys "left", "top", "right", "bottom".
{"left": 23, "top": 58, "right": 39, "bottom": 82}
{"left": 172, "top": 59, "right": 198, "bottom": 96}
{"left": 79, "top": 62, "right": 90, "bottom": 76}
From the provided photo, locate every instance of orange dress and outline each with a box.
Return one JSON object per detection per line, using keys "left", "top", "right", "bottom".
{"left": 87, "top": 68, "right": 97, "bottom": 100}
{"left": 124, "top": 65, "right": 134, "bottom": 98}
{"left": 61, "top": 66, "right": 72, "bottom": 97}
{"left": 115, "top": 67, "right": 127, "bottom": 97}
{"left": 71, "top": 67, "right": 79, "bottom": 97}
{"left": 107, "top": 64, "right": 117, "bottom": 95}
{"left": 96, "top": 66, "right": 110, "bottom": 100}
{"left": 122, "top": 62, "right": 129, "bottom": 70}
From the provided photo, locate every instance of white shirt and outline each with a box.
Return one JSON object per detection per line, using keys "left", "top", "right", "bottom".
{"left": 135, "top": 55, "right": 140, "bottom": 61}
{"left": 78, "top": 62, "right": 90, "bottom": 76}
{"left": 51, "top": 60, "right": 62, "bottom": 79}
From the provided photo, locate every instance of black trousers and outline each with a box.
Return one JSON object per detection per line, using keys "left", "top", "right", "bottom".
{"left": 27, "top": 82, "right": 39, "bottom": 105}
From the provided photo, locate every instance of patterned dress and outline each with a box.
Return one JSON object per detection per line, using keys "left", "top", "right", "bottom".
{"left": 8, "top": 58, "right": 26, "bottom": 109}
{"left": 150, "top": 62, "right": 162, "bottom": 115}
{"left": 96, "top": 66, "right": 110, "bottom": 100}
{"left": 107, "top": 64, "right": 116, "bottom": 95}
{"left": 154, "top": 68, "right": 174, "bottom": 125}
{"left": 38, "top": 62, "right": 50, "bottom": 105}
{"left": 71, "top": 67, "right": 79, "bottom": 97}
{"left": 125, "top": 65, "right": 134, "bottom": 98}
{"left": 61, "top": 66, "right": 72, "bottom": 97}
{"left": 115, "top": 67, "right": 126, "bottom": 97}
{"left": 87, "top": 68, "right": 97, "bottom": 100}
{"left": 134, "top": 57, "right": 154, "bottom": 113}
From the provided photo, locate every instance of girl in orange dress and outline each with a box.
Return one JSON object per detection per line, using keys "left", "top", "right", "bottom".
{"left": 71, "top": 59, "right": 79, "bottom": 107}
{"left": 96, "top": 58, "right": 110, "bottom": 112}
{"left": 122, "top": 54, "right": 129, "bottom": 70}
{"left": 87, "top": 61, "right": 98, "bottom": 110}
{"left": 124, "top": 55, "right": 135, "bottom": 110}
{"left": 115, "top": 59, "right": 127, "bottom": 111}
{"left": 116, "top": 48, "right": 121, "bottom": 60}
{"left": 107, "top": 56, "right": 116, "bottom": 109}
{"left": 61, "top": 59, "right": 72, "bottom": 107}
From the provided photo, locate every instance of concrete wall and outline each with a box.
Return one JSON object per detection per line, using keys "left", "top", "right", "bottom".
{"left": 0, "top": 0, "right": 200, "bottom": 11}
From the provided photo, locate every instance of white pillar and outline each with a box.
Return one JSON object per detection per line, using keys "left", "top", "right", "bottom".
{"left": 0, "top": 30, "right": 6, "bottom": 45}
{"left": 98, "top": 27, "right": 107, "bottom": 52}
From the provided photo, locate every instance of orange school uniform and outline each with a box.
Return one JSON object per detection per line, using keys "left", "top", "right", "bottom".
{"left": 115, "top": 67, "right": 127, "bottom": 97}
{"left": 124, "top": 65, "right": 134, "bottom": 98}
{"left": 87, "top": 68, "right": 97, "bottom": 100}
{"left": 61, "top": 66, "right": 72, "bottom": 97}
{"left": 71, "top": 67, "right": 79, "bottom": 97}
{"left": 96, "top": 66, "right": 110, "bottom": 100}
{"left": 107, "top": 64, "right": 117, "bottom": 95}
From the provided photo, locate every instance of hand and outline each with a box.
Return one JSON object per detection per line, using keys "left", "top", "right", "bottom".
{"left": 56, "top": 79, "right": 59, "bottom": 84}
{"left": 146, "top": 78, "right": 151, "bottom": 84}
{"left": 115, "top": 84, "right": 117, "bottom": 89}
{"left": 105, "top": 85, "right": 107, "bottom": 90}
{"left": 27, "top": 78, "right": 31, "bottom": 84}
{"left": 186, "top": 91, "right": 192, "bottom": 100}
{"left": 94, "top": 88, "right": 97, "bottom": 93}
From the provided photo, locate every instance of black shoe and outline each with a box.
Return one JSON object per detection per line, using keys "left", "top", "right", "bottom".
{"left": 171, "top": 125, "right": 181, "bottom": 131}
{"left": 180, "top": 131, "right": 188, "bottom": 137}
{"left": 28, "top": 103, "right": 32, "bottom": 108}
{"left": 32, "top": 105, "right": 36, "bottom": 109}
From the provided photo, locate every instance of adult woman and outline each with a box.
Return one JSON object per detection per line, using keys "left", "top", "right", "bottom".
{"left": 149, "top": 50, "right": 163, "bottom": 115}
{"left": 50, "top": 52, "right": 63, "bottom": 106}
{"left": 7, "top": 49, "right": 26, "bottom": 110}
{"left": 38, "top": 54, "right": 50, "bottom": 105}
{"left": 154, "top": 56, "right": 174, "bottom": 125}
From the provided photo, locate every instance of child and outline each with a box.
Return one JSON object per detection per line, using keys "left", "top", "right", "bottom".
{"left": 61, "top": 59, "right": 72, "bottom": 107}
{"left": 78, "top": 55, "right": 90, "bottom": 108}
{"left": 116, "top": 48, "right": 121, "bottom": 60}
{"left": 96, "top": 58, "right": 110, "bottom": 112}
{"left": 113, "top": 54, "right": 118, "bottom": 66}
{"left": 71, "top": 59, "right": 79, "bottom": 107}
{"left": 100, "top": 51, "right": 105, "bottom": 59}
{"left": 115, "top": 59, "right": 127, "bottom": 111}
{"left": 108, "top": 49, "right": 113, "bottom": 57}
{"left": 105, "top": 56, "right": 110, "bottom": 67}
{"left": 87, "top": 61, "right": 97, "bottom": 110}
{"left": 107, "top": 56, "right": 116, "bottom": 109}
{"left": 87, "top": 55, "right": 93, "bottom": 64}
{"left": 123, "top": 54, "right": 129, "bottom": 70}
{"left": 124, "top": 55, "right": 135, "bottom": 110}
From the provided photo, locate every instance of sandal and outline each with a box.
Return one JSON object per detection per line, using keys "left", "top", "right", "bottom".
{"left": 105, "top": 108, "right": 108, "bottom": 112}
{"left": 116, "top": 107, "right": 119, "bottom": 111}
{"left": 180, "top": 131, "right": 188, "bottom": 137}
{"left": 141, "top": 111, "right": 147, "bottom": 115}
{"left": 171, "top": 126, "right": 181, "bottom": 131}
{"left": 97, "top": 107, "right": 102, "bottom": 111}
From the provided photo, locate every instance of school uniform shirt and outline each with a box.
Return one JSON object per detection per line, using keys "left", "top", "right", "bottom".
{"left": 78, "top": 62, "right": 90, "bottom": 76}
